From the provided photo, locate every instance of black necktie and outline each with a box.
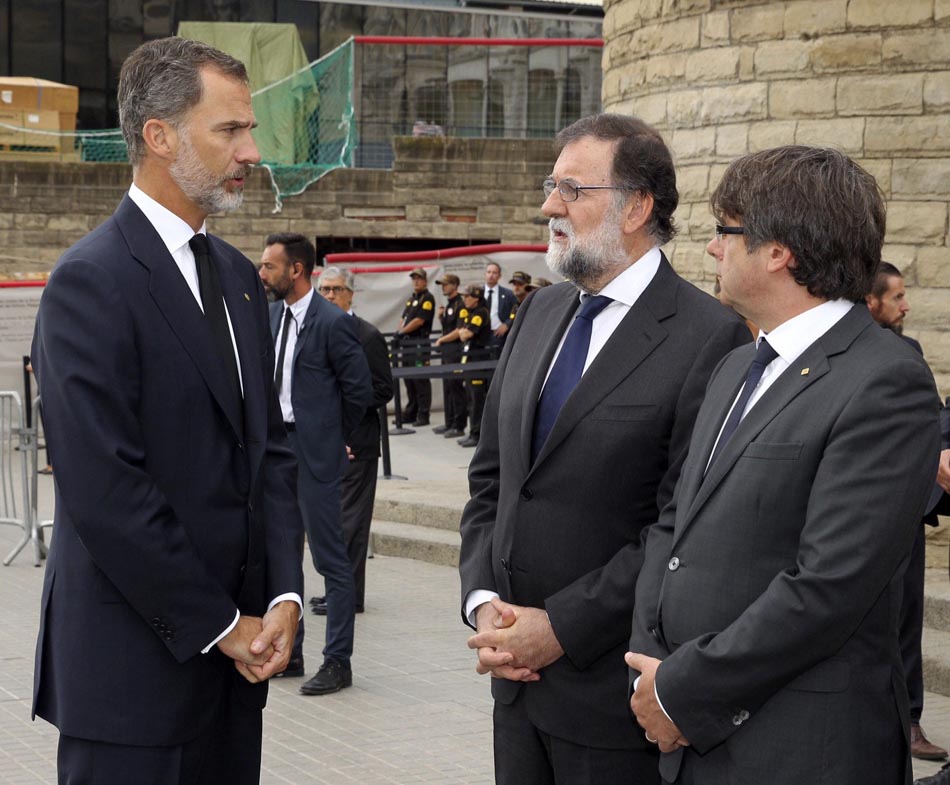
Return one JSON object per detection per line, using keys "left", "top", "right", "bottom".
{"left": 707, "top": 338, "right": 779, "bottom": 467}
{"left": 486, "top": 288, "right": 494, "bottom": 315}
{"left": 273, "top": 306, "right": 294, "bottom": 394}
{"left": 532, "top": 294, "right": 613, "bottom": 462}
{"left": 189, "top": 233, "right": 242, "bottom": 406}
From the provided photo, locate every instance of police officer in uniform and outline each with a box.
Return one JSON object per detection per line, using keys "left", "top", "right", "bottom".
{"left": 457, "top": 283, "right": 492, "bottom": 448}
{"left": 396, "top": 268, "right": 435, "bottom": 426}
{"left": 433, "top": 273, "right": 467, "bottom": 439}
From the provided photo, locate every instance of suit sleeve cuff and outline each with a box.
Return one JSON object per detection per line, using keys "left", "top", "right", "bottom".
{"left": 464, "top": 589, "right": 499, "bottom": 627}
{"left": 202, "top": 609, "right": 240, "bottom": 654}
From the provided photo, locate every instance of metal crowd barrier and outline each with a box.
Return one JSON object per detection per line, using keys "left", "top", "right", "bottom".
{"left": 1, "top": 393, "right": 49, "bottom": 567}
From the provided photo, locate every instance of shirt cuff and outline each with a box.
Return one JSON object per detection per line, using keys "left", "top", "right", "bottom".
{"left": 632, "top": 675, "right": 675, "bottom": 724}
{"left": 464, "top": 589, "right": 499, "bottom": 627}
{"left": 203, "top": 609, "right": 240, "bottom": 654}
{"left": 269, "top": 592, "right": 303, "bottom": 619}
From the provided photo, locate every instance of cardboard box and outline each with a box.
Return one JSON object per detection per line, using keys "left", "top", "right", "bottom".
{"left": 0, "top": 77, "right": 79, "bottom": 114}
{"left": 0, "top": 109, "right": 24, "bottom": 145}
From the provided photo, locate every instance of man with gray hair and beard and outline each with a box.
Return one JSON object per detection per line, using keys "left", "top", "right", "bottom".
{"left": 458, "top": 114, "right": 750, "bottom": 784}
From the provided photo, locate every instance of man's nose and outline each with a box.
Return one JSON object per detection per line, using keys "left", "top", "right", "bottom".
{"left": 541, "top": 189, "right": 565, "bottom": 218}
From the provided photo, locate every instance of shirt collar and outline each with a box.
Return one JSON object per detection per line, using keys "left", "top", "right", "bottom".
{"left": 128, "top": 183, "right": 206, "bottom": 256}
{"left": 758, "top": 299, "right": 854, "bottom": 365}
{"left": 583, "top": 246, "right": 662, "bottom": 306}
{"left": 286, "top": 286, "right": 314, "bottom": 321}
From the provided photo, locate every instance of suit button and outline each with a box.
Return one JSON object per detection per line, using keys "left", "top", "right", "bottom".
{"left": 247, "top": 502, "right": 254, "bottom": 513}
{"left": 163, "top": 632, "right": 174, "bottom": 641}
{"left": 150, "top": 617, "right": 161, "bottom": 625}
{"left": 520, "top": 488, "right": 533, "bottom": 501}
{"left": 240, "top": 564, "right": 247, "bottom": 575}
{"left": 738, "top": 709, "right": 750, "bottom": 721}
{"left": 732, "top": 715, "right": 742, "bottom": 726}
{"left": 668, "top": 557, "right": 680, "bottom": 571}
{"left": 237, "top": 442, "right": 244, "bottom": 452}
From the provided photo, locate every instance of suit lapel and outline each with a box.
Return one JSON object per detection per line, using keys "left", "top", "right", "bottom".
{"left": 527, "top": 259, "right": 677, "bottom": 474}
{"left": 519, "top": 285, "right": 579, "bottom": 475}
{"left": 676, "top": 304, "right": 871, "bottom": 541}
{"left": 292, "top": 290, "right": 320, "bottom": 367}
{"left": 116, "top": 197, "right": 244, "bottom": 440}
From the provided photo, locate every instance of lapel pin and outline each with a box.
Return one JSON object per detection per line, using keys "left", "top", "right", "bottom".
{"left": 800, "top": 368, "right": 809, "bottom": 376}
{"left": 244, "top": 293, "right": 250, "bottom": 301}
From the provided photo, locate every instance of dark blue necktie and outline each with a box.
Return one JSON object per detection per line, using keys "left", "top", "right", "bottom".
{"left": 707, "top": 338, "right": 778, "bottom": 467}
{"left": 532, "top": 294, "right": 613, "bottom": 462}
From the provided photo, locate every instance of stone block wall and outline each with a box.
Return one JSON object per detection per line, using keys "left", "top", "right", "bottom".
{"left": 603, "top": 0, "right": 950, "bottom": 395}
{"left": 0, "top": 135, "right": 551, "bottom": 275}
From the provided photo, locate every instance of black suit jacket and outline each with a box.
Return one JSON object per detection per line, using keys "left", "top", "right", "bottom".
{"left": 269, "top": 293, "right": 371, "bottom": 483}
{"left": 459, "top": 256, "right": 750, "bottom": 748}
{"left": 349, "top": 314, "right": 394, "bottom": 460}
{"left": 631, "top": 305, "right": 939, "bottom": 784}
{"left": 31, "top": 195, "right": 303, "bottom": 747}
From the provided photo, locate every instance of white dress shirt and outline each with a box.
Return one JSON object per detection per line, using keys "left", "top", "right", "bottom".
{"left": 127, "top": 184, "right": 302, "bottom": 652}
{"left": 485, "top": 285, "right": 501, "bottom": 330}
{"left": 275, "top": 287, "right": 314, "bottom": 423}
{"left": 465, "top": 247, "right": 663, "bottom": 624}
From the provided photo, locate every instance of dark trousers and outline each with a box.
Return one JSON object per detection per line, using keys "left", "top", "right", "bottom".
{"left": 899, "top": 523, "right": 927, "bottom": 722}
{"left": 288, "top": 432, "right": 355, "bottom": 665}
{"left": 401, "top": 336, "right": 431, "bottom": 421}
{"left": 440, "top": 344, "right": 467, "bottom": 429}
{"left": 493, "top": 693, "right": 660, "bottom": 785}
{"left": 57, "top": 688, "right": 262, "bottom": 785}
{"left": 340, "top": 456, "right": 378, "bottom": 608}
{"left": 467, "top": 377, "right": 487, "bottom": 437}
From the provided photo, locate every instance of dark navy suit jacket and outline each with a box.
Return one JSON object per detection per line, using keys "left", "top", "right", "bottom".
{"left": 31, "top": 196, "right": 303, "bottom": 747}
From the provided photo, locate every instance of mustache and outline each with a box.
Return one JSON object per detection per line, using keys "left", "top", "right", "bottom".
{"left": 549, "top": 218, "right": 573, "bottom": 237}
{"left": 224, "top": 167, "right": 249, "bottom": 181}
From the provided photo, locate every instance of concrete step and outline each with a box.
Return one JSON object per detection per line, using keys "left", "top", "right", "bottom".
{"left": 925, "top": 569, "right": 950, "bottom": 634}
{"left": 372, "top": 496, "right": 462, "bottom": 532}
{"left": 371, "top": 519, "right": 460, "bottom": 568}
{"left": 923, "top": 626, "right": 950, "bottom": 699}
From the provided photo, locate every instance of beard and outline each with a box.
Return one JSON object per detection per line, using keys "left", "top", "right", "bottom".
{"left": 169, "top": 129, "right": 247, "bottom": 215}
{"left": 546, "top": 202, "right": 628, "bottom": 292}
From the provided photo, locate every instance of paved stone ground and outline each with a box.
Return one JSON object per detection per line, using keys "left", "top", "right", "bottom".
{"left": 2, "top": 429, "right": 949, "bottom": 783}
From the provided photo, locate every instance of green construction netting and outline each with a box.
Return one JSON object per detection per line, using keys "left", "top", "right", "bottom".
{"left": 0, "top": 34, "right": 355, "bottom": 211}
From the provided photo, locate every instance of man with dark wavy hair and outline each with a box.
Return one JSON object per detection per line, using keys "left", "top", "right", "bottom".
{"left": 460, "top": 114, "right": 749, "bottom": 784}
{"left": 31, "top": 37, "right": 303, "bottom": 785}
{"left": 628, "top": 146, "right": 940, "bottom": 785}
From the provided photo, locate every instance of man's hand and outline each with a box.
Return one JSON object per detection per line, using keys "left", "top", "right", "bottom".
{"left": 468, "top": 601, "right": 539, "bottom": 682}
{"left": 625, "top": 652, "right": 690, "bottom": 753}
{"left": 236, "top": 601, "right": 301, "bottom": 684}
{"left": 217, "top": 615, "right": 273, "bottom": 678}
{"left": 937, "top": 448, "right": 950, "bottom": 494}
{"left": 494, "top": 324, "right": 509, "bottom": 337}
{"left": 468, "top": 597, "right": 564, "bottom": 674}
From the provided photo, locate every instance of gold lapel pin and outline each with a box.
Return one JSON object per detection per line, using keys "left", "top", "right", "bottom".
{"left": 800, "top": 368, "right": 809, "bottom": 376}
{"left": 244, "top": 293, "right": 250, "bottom": 301}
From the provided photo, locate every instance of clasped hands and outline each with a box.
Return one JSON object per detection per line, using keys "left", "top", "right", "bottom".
{"left": 625, "top": 652, "right": 690, "bottom": 753}
{"left": 217, "top": 600, "right": 299, "bottom": 684}
{"left": 466, "top": 597, "right": 563, "bottom": 682}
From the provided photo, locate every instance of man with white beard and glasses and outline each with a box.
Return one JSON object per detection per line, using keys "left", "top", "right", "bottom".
{"left": 458, "top": 114, "right": 750, "bottom": 785}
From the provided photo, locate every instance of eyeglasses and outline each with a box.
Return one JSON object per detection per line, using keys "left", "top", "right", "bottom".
{"left": 318, "top": 285, "right": 349, "bottom": 295}
{"left": 715, "top": 225, "right": 745, "bottom": 241}
{"left": 542, "top": 177, "right": 624, "bottom": 203}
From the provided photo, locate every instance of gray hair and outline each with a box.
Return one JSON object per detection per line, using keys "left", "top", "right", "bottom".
{"left": 118, "top": 37, "right": 248, "bottom": 166}
{"left": 321, "top": 266, "right": 355, "bottom": 291}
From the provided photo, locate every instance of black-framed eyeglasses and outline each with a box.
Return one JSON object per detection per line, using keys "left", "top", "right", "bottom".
{"left": 715, "top": 225, "right": 745, "bottom": 241}
{"left": 542, "top": 177, "right": 624, "bottom": 203}
{"left": 318, "top": 285, "right": 349, "bottom": 295}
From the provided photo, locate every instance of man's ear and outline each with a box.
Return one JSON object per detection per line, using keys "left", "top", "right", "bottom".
{"left": 766, "top": 242, "right": 794, "bottom": 274}
{"left": 142, "top": 118, "right": 178, "bottom": 162}
{"left": 622, "top": 192, "right": 654, "bottom": 236}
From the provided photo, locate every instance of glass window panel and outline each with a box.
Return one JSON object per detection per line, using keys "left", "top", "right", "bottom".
{"left": 0, "top": 0, "right": 11, "bottom": 75}
{"left": 65, "top": 0, "right": 108, "bottom": 89}
{"left": 12, "top": 0, "right": 63, "bottom": 81}
{"left": 450, "top": 79, "right": 483, "bottom": 137}
{"left": 527, "top": 69, "right": 557, "bottom": 138}
{"left": 320, "top": 3, "right": 362, "bottom": 55}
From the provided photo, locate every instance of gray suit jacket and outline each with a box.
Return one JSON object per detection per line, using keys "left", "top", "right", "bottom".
{"left": 630, "top": 304, "right": 940, "bottom": 784}
{"left": 459, "top": 256, "right": 750, "bottom": 749}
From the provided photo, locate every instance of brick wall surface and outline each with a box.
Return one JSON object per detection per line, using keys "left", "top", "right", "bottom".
{"left": 603, "top": 0, "right": 950, "bottom": 396}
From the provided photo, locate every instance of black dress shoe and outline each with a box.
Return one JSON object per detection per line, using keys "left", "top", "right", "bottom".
{"left": 275, "top": 657, "right": 304, "bottom": 678}
{"left": 411, "top": 418, "right": 430, "bottom": 427}
{"left": 459, "top": 435, "right": 479, "bottom": 448}
{"left": 299, "top": 659, "right": 352, "bottom": 696}
{"left": 443, "top": 428, "right": 465, "bottom": 438}
{"left": 311, "top": 599, "right": 327, "bottom": 616}
{"left": 355, "top": 604, "right": 364, "bottom": 614}
{"left": 433, "top": 424, "right": 449, "bottom": 434}
{"left": 915, "top": 762, "right": 950, "bottom": 785}
{"left": 309, "top": 595, "right": 325, "bottom": 607}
